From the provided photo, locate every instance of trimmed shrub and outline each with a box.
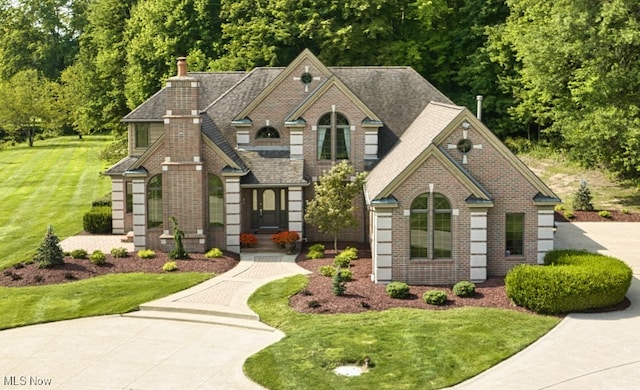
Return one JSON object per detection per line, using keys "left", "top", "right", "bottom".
{"left": 423, "top": 290, "right": 448, "bottom": 305}
{"left": 70, "top": 249, "right": 88, "bottom": 259}
{"left": 386, "top": 282, "right": 410, "bottom": 299}
{"left": 453, "top": 281, "right": 476, "bottom": 297}
{"left": 598, "top": 210, "right": 612, "bottom": 219}
{"left": 110, "top": 247, "right": 128, "bottom": 258}
{"left": 138, "top": 249, "right": 155, "bottom": 259}
{"left": 91, "top": 198, "right": 112, "bottom": 207}
{"left": 34, "top": 225, "right": 65, "bottom": 269}
{"left": 338, "top": 268, "right": 353, "bottom": 281}
{"left": 333, "top": 252, "right": 352, "bottom": 268}
{"left": 564, "top": 210, "right": 575, "bottom": 219}
{"left": 342, "top": 246, "right": 358, "bottom": 260}
{"left": 306, "top": 250, "right": 325, "bottom": 259}
{"left": 309, "top": 243, "right": 325, "bottom": 253}
{"left": 319, "top": 265, "right": 335, "bottom": 277}
{"left": 89, "top": 250, "right": 106, "bottom": 266}
{"left": 83, "top": 206, "right": 112, "bottom": 234}
{"left": 621, "top": 208, "right": 630, "bottom": 214}
{"left": 205, "top": 248, "right": 224, "bottom": 258}
{"left": 162, "top": 261, "right": 178, "bottom": 272}
{"left": 506, "top": 250, "right": 632, "bottom": 314}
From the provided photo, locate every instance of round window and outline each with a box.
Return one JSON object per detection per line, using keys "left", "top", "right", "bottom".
{"left": 300, "top": 72, "right": 313, "bottom": 84}
{"left": 457, "top": 139, "right": 473, "bottom": 154}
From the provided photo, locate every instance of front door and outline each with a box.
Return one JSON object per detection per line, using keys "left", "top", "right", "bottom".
{"left": 251, "top": 188, "right": 288, "bottom": 231}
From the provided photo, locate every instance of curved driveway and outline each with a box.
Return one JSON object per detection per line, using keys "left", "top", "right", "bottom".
{"left": 453, "top": 222, "right": 640, "bottom": 389}
{"left": 1, "top": 222, "right": 639, "bottom": 389}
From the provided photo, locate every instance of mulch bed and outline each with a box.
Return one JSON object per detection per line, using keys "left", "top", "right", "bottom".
{"left": 0, "top": 251, "right": 239, "bottom": 288}
{"left": 555, "top": 210, "right": 640, "bottom": 222}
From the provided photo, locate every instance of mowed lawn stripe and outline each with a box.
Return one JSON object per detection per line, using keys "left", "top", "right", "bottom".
{"left": 0, "top": 136, "right": 112, "bottom": 269}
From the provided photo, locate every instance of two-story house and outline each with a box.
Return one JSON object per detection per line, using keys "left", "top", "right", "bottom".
{"left": 105, "top": 49, "right": 560, "bottom": 285}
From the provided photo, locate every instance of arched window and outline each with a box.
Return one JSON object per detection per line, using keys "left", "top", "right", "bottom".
{"left": 433, "top": 194, "right": 452, "bottom": 258}
{"left": 147, "top": 175, "right": 162, "bottom": 228}
{"left": 256, "top": 126, "right": 280, "bottom": 139}
{"left": 208, "top": 174, "right": 224, "bottom": 227}
{"left": 410, "top": 193, "right": 452, "bottom": 259}
{"left": 317, "top": 112, "right": 350, "bottom": 160}
{"left": 410, "top": 194, "right": 429, "bottom": 258}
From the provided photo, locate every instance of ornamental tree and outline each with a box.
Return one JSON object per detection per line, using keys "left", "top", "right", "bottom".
{"left": 34, "top": 225, "right": 65, "bottom": 269}
{"left": 304, "top": 161, "right": 366, "bottom": 252}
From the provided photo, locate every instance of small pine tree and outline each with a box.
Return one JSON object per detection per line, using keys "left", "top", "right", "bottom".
{"left": 573, "top": 180, "right": 594, "bottom": 211}
{"left": 169, "top": 216, "right": 188, "bottom": 260}
{"left": 332, "top": 266, "right": 346, "bottom": 296}
{"left": 34, "top": 225, "right": 65, "bottom": 269}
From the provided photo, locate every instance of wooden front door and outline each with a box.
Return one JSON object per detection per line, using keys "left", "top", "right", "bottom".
{"left": 251, "top": 188, "right": 288, "bottom": 231}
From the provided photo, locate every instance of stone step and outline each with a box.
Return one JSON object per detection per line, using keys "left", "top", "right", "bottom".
{"left": 138, "top": 301, "right": 259, "bottom": 321}
{"left": 124, "top": 310, "right": 275, "bottom": 332}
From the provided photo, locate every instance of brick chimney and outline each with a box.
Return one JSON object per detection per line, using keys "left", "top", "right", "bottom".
{"left": 161, "top": 56, "right": 206, "bottom": 252}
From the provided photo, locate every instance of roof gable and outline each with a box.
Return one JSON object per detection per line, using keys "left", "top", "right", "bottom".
{"left": 233, "top": 49, "right": 333, "bottom": 121}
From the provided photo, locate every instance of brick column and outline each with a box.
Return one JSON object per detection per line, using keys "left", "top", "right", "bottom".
{"left": 537, "top": 209, "right": 555, "bottom": 264}
{"left": 469, "top": 210, "right": 488, "bottom": 282}
{"left": 288, "top": 187, "right": 303, "bottom": 236}
{"left": 372, "top": 208, "right": 393, "bottom": 283}
{"left": 132, "top": 178, "right": 146, "bottom": 250}
{"left": 225, "top": 177, "right": 241, "bottom": 253}
{"left": 111, "top": 179, "right": 125, "bottom": 234}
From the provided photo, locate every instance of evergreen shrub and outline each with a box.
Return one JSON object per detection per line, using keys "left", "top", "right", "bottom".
{"left": 423, "top": 290, "right": 448, "bottom": 305}
{"left": 332, "top": 267, "right": 346, "bottom": 296}
{"left": 34, "top": 225, "right": 65, "bottom": 269}
{"left": 453, "top": 281, "right": 476, "bottom": 297}
{"left": 386, "top": 282, "right": 410, "bottom": 299}
{"left": 162, "top": 261, "right": 178, "bottom": 272}
{"left": 110, "top": 247, "right": 128, "bottom": 258}
{"left": 506, "top": 250, "right": 632, "bottom": 314}
{"left": 83, "top": 206, "right": 112, "bottom": 234}
{"left": 138, "top": 249, "right": 155, "bottom": 259}
{"left": 205, "top": 248, "right": 223, "bottom": 258}
{"left": 70, "top": 249, "right": 88, "bottom": 259}
{"left": 89, "top": 250, "right": 106, "bottom": 265}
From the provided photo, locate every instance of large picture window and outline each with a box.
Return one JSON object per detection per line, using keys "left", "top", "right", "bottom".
{"left": 410, "top": 193, "right": 452, "bottom": 259}
{"left": 506, "top": 213, "right": 524, "bottom": 255}
{"left": 208, "top": 174, "right": 224, "bottom": 227}
{"left": 317, "top": 112, "right": 350, "bottom": 160}
{"left": 147, "top": 175, "right": 162, "bottom": 228}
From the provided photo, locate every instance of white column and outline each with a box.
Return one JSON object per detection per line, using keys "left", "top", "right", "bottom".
{"left": 288, "top": 187, "right": 303, "bottom": 236}
{"left": 225, "top": 177, "right": 241, "bottom": 253}
{"left": 290, "top": 130, "right": 304, "bottom": 159}
{"left": 132, "top": 179, "right": 146, "bottom": 250}
{"left": 469, "top": 211, "right": 488, "bottom": 282}
{"left": 111, "top": 179, "right": 125, "bottom": 234}
{"left": 373, "top": 210, "right": 393, "bottom": 283}
{"left": 537, "top": 209, "right": 555, "bottom": 264}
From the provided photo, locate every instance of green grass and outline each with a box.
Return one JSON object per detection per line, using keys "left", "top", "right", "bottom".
{"left": 245, "top": 275, "right": 560, "bottom": 389}
{"left": 0, "top": 136, "right": 113, "bottom": 269}
{"left": 0, "top": 272, "right": 212, "bottom": 330}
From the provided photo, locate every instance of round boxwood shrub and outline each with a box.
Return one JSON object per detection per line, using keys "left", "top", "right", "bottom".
{"left": 89, "top": 250, "right": 106, "bottom": 266}
{"left": 83, "top": 206, "right": 112, "bottom": 234}
{"left": 505, "top": 250, "right": 632, "bottom": 314}
{"left": 453, "top": 281, "right": 476, "bottom": 297}
{"left": 423, "top": 290, "right": 448, "bottom": 305}
{"left": 386, "top": 281, "right": 410, "bottom": 299}
{"left": 70, "top": 249, "right": 88, "bottom": 259}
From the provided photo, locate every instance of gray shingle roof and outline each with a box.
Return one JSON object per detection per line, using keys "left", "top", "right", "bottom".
{"left": 365, "top": 102, "right": 466, "bottom": 201}
{"left": 123, "top": 72, "right": 247, "bottom": 121}
{"left": 201, "top": 114, "right": 248, "bottom": 172}
{"left": 103, "top": 156, "right": 139, "bottom": 176}
{"left": 237, "top": 150, "right": 309, "bottom": 186}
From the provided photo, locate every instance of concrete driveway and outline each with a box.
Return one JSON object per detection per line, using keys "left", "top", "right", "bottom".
{"left": 453, "top": 222, "right": 640, "bottom": 389}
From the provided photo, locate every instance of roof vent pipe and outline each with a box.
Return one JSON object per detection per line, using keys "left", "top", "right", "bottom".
{"left": 476, "top": 95, "right": 483, "bottom": 121}
{"left": 177, "top": 57, "right": 187, "bottom": 77}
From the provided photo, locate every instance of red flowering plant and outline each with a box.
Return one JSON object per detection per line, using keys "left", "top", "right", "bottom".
{"left": 240, "top": 233, "right": 258, "bottom": 247}
{"left": 271, "top": 231, "right": 300, "bottom": 247}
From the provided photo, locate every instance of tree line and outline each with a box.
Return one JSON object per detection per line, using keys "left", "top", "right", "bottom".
{"left": 0, "top": 0, "right": 638, "bottom": 178}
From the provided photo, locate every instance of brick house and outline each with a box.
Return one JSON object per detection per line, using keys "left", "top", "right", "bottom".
{"left": 105, "top": 49, "right": 560, "bottom": 285}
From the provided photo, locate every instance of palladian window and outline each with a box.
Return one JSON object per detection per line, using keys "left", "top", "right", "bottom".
{"left": 256, "top": 126, "right": 280, "bottom": 139}
{"left": 410, "top": 193, "right": 452, "bottom": 259}
{"left": 317, "top": 112, "right": 350, "bottom": 160}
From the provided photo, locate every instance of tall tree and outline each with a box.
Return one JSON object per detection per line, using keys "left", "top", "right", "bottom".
{"left": 305, "top": 162, "right": 366, "bottom": 252}
{"left": 0, "top": 70, "right": 58, "bottom": 146}
{"left": 124, "top": 0, "right": 222, "bottom": 108}
{"left": 490, "top": 0, "right": 640, "bottom": 177}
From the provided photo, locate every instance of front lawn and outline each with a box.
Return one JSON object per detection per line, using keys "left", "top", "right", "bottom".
{"left": 0, "top": 136, "right": 112, "bottom": 269}
{"left": 245, "top": 275, "right": 560, "bottom": 389}
{"left": 0, "top": 272, "right": 212, "bottom": 330}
